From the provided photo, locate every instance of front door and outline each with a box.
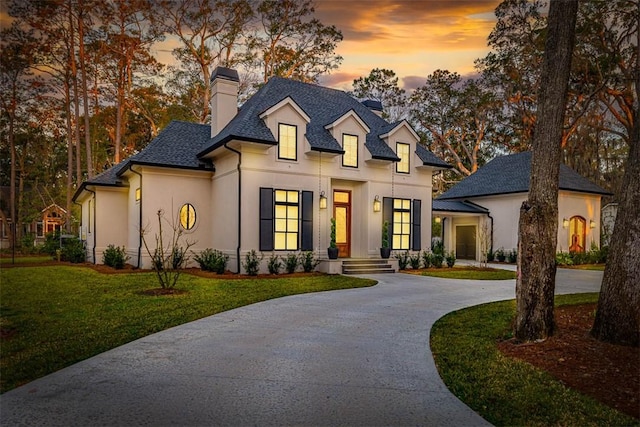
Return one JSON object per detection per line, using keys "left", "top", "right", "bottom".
{"left": 333, "top": 190, "right": 351, "bottom": 258}
{"left": 456, "top": 225, "right": 476, "bottom": 260}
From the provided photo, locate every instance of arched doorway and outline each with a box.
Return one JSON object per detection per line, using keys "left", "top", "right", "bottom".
{"left": 569, "top": 216, "right": 586, "bottom": 253}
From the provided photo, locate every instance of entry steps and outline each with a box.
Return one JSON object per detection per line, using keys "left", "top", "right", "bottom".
{"left": 342, "top": 259, "right": 395, "bottom": 275}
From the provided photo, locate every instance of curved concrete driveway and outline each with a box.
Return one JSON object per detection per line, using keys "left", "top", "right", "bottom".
{"left": 1, "top": 269, "right": 602, "bottom": 426}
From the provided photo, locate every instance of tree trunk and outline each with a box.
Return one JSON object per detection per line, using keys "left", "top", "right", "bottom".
{"left": 514, "top": 0, "right": 578, "bottom": 342}
{"left": 65, "top": 80, "right": 74, "bottom": 235}
{"left": 591, "top": 36, "right": 640, "bottom": 347}
{"left": 77, "top": 0, "right": 93, "bottom": 179}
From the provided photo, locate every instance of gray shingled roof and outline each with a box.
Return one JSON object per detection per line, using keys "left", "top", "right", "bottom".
{"left": 199, "top": 77, "right": 428, "bottom": 162}
{"left": 73, "top": 121, "right": 212, "bottom": 200}
{"left": 437, "top": 151, "right": 610, "bottom": 200}
{"left": 432, "top": 200, "right": 489, "bottom": 214}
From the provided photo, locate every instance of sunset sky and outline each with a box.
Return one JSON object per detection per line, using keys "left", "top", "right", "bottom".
{"left": 313, "top": 0, "right": 502, "bottom": 90}
{"left": 1, "top": 0, "right": 503, "bottom": 92}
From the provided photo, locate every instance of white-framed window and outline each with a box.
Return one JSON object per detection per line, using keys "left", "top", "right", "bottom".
{"left": 342, "top": 134, "right": 358, "bottom": 167}
{"left": 278, "top": 123, "right": 297, "bottom": 160}
{"left": 396, "top": 142, "right": 410, "bottom": 173}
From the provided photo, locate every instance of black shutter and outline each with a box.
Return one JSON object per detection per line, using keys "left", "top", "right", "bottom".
{"left": 412, "top": 199, "right": 422, "bottom": 251}
{"left": 259, "top": 187, "right": 274, "bottom": 251}
{"left": 301, "top": 190, "right": 313, "bottom": 251}
{"left": 383, "top": 197, "right": 393, "bottom": 248}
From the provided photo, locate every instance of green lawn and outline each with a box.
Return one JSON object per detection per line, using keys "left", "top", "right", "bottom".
{"left": 418, "top": 267, "right": 516, "bottom": 280}
{"left": 0, "top": 266, "right": 375, "bottom": 393}
{"left": 0, "top": 255, "right": 52, "bottom": 264}
{"left": 430, "top": 293, "right": 636, "bottom": 426}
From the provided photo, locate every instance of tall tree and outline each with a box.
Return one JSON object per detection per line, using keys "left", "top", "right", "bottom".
{"left": 255, "top": 0, "right": 343, "bottom": 83}
{"left": 515, "top": 0, "right": 579, "bottom": 342}
{"left": 591, "top": 26, "right": 640, "bottom": 347}
{"left": 95, "top": 0, "right": 164, "bottom": 163}
{"left": 159, "top": 0, "right": 253, "bottom": 123}
{"left": 409, "top": 70, "right": 499, "bottom": 178}
{"left": 0, "top": 23, "right": 39, "bottom": 248}
{"left": 351, "top": 68, "right": 407, "bottom": 122}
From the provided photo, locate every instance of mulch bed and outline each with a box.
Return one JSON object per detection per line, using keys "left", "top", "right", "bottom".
{"left": 498, "top": 303, "right": 639, "bottom": 419}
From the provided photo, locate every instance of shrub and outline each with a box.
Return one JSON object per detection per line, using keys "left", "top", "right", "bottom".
{"left": 395, "top": 251, "right": 409, "bottom": 270}
{"left": 61, "top": 237, "right": 85, "bottom": 263}
{"left": 445, "top": 250, "right": 456, "bottom": 268}
{"left": 267, "top": 254, "right": 282, "bottom": 275}
{"left": 421, "top": 250, "right": 432, "bottom": 269}
{"left": 42, "top": 231, "right": 61, "bottom": 257}
{"left": 20, "top": 233, "right": 36, "bottom": 254}
{"left": 242, "top": 250, "right": 263, "bottom": 276}
{"left": 409, "top": 252, "right": 421, "bottom": 269}
{"left": 486, "top": 248, "right": 495, "bottom": 262}
{"left": 432, "top": 238, "right": 444, "bottom": 255}
{"left": 432, "top": 252, "right": 444, "bottom": 268}
{"left": 495, "top": 247, "right": 506, "bottom": 262}
{"left": 193, "top": 249, "right": 228, "bottom": 274}
{"left": 300, "top": 251, "right": 319, "bottom": 273}
{"left": 507, "top": 249, "right": 517, "bottom": 263}
{"left": 556, "top": 252, "right": 573, "bottom": 266}
{"left": 284, "top": 252, "right": 299, "bottom": 274}
{"left": 103, "top": 244, "right": 129, "bottom": 269}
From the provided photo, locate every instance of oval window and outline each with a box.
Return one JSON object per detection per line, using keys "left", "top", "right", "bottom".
{"left": 179, "top": 203, "right": 196, "bottom": 230}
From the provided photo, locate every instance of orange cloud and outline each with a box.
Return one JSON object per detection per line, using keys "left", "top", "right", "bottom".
{"left": 315, "top": 0, "right": 501, "bottom": 89}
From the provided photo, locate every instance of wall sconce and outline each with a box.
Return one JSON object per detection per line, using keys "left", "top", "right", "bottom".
{"left": 434, "top": 216, "right": 441, "bottom": 224}
{"left": 562, "top": 218, "right": 569, "bottom": 228}
{"left": 373, "top": 195, "right": 381, "bottom": 212}
{"left": 319, "top": 191, "right": 327, "bottom": 210}
{"left": 590, "top": 219, "right": 596, "bottom": 229}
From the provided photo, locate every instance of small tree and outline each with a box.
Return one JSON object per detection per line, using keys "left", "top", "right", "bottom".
{"left": 478, "top": 220, "right": 491, "bottom": 268}
{"left": 141, "top": 209, "right": 195, "bottom": 289}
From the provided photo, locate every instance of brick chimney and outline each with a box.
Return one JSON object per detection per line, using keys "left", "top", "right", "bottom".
{"left": 210, "top": 66, "right": 239, "bottom": 138}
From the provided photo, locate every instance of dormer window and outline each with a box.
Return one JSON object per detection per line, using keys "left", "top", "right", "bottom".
{"left": 342, "top": 134, "right": 358, "bottom": 168}
{"left": 396, "top": 142, "right": 410, "bottom": 173}
{"left": 278, "top": 123, "right": 297, "bottom": 160}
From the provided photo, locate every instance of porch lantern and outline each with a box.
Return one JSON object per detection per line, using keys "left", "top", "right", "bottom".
{"left": 373, "top": 195, "right": 381, "bottom": 212}
{"left": 435, "top": 216, "right": 442, "bottom": 224}
{"left": 562, "top": 218, "right": 569, "bottom": 228}
{"left": 590, "top": 219, "right": 596, "bottom": 229}
{"left": 319, "top": 191, "right": 327, "bottom": 209}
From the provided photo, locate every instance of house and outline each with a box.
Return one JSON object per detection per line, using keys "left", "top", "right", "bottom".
{"left": 0, "top": 186, "right": 67, "bottom": 249}
{"left": 433, "top": 152, "right": 611, "bottom": 261}
{"left": 73, "top": 67, "right": 450, "bottom": 273}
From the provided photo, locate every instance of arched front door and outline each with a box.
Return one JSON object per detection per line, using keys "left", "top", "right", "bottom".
{"left": 569, "top": 216, "right": 586, "bottom": 253}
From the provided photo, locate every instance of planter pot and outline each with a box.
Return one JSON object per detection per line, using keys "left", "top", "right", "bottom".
{"left": 380, "top": 247, "right": 391, "bottom": 259}
{"left": 327, "top": 247, "right": 339, "bottom": 259}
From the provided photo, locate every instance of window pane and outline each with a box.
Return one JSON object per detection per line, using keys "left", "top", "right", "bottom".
{"left": 401, "top": 235, "right": 409, "bottom": 249}
{"left": 342, "top": 134, "right": 358, "bottom": 167}
{"left": 393, "top": 199, "right": 402, "bottom": 209}
{"left": 286, "top": 233, "right": 298, "bottom": 250}
{"left": 275, "top": 232, "right": 286, "bottom": 250}
{"left": 275, "top": 205, "right": 286, "bottom": 218}
{"left": 275, "top": 218, "right": 287, "bottom": 232}
{"left": 278, "top": 124, "right": 297, "bottom": 160}
{"left": 287, "top": 191, "right": 298, "bottom": 203}
{"left": 288, "top": 205, "right": 298, "bottom": 218}
{"left": 336, "top": 207, "right": 347, "bottom": 243}
{"left": 334, "top": 191, "right": 349, "bottom": 203}
{"left": 180, "top": 203, "right": 196, "bottom": 230}
{"left": 275, "top": 190, "right": 287, "bottom": 202}
{"left": 397, "top": 142, "right": 410, "bottom": 173}
{"left": 393, "top": 235, "right": 401, "bottom": 249}
{"left": 287, "top": 219, "right": 298, "bottom": 232}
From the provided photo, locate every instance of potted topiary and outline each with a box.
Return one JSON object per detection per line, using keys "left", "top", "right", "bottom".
{"left": 327, "top": 217, "right": 338, "bottom": 259}
{"left": 380, "top": 220, "right": 391, "bottom": 259}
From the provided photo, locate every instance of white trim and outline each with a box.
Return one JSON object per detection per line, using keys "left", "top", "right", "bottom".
{"left": 259, "top": 96, "right": 311, "bottom": 123}
{"left": 324, "top": 109, "right": 370, "bottom": 133}
{"left": 379, "top": 120, "right": 420, "bottom": 142}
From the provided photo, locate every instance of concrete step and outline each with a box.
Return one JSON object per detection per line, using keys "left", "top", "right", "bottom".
{"left": 341, "top": 259, "right": 395, "bottom": 274}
